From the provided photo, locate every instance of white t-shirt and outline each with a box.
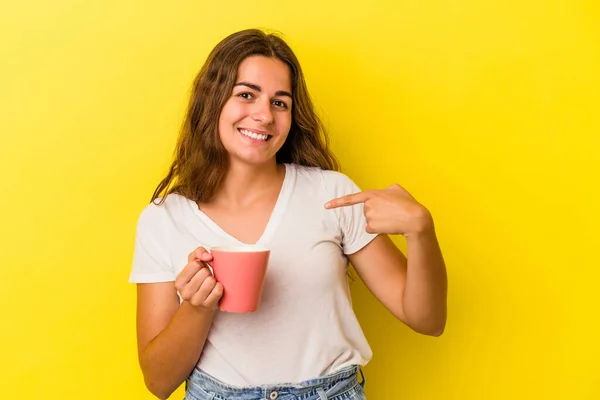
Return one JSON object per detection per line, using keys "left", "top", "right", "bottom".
{"left": 129, "top": 163, "right": 378, "bottom": 386}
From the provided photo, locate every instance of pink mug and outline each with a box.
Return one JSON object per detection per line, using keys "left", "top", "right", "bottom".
{"left": 208, "top": 246, "right": 270, "bottom": 313}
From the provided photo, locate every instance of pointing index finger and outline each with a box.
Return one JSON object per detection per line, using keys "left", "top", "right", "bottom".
{"left": 325, "top": 191, "right": 370, "bottom": 209}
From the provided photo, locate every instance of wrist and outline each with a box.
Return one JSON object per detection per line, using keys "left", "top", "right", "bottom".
{"left": 404, "top": 206, "right": 435, "bottom": 238}
{"left": 181, "top": 300, "right": 217, "bottom": 317}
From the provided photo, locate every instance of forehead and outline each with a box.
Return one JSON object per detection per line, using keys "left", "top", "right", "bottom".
{"left": 236, "top": 56, "right": 292, "bottom": 92}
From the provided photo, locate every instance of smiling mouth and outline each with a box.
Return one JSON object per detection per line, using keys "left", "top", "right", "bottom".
{"left": 238, "top": 128, "right": 272, "bottom": 141}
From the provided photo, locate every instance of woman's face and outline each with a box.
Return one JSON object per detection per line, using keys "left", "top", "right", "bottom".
{"left": 218, "top": 55, "right": 293, "bottom": 167}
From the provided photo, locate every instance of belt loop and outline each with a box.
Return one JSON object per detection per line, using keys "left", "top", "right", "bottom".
{"left": 316, "top": 387, "right": 328, "bottom": 400}
{"left": 358, "top": 367, "right": 366, "bottom": 388}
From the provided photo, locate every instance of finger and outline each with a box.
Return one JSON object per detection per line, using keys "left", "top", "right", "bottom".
{"left": 325, "top": 191, "right": 371, "bottom": 209}
{"left": 366, "top": 222, "right": 376, "bottom": 234}
{"left": 187, "top": 247, "right": 213, "bottom": 263}
{"left": 201, "top": 282, "right": 224, "bottom": 308}
{"left": 190, "top": 275, "right": 218, "bottom": 306}
{"left": 180, "top": 266, "right": 212, "bottom": 301}
{"left": 175, "top": 260, "right": 204, "bottom": 291}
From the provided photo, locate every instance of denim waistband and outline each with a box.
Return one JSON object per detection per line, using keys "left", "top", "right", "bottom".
{"left": 186, "top": 365, "right": 365, "bottom": 400}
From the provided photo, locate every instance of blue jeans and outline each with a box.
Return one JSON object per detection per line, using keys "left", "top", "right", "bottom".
{"left": 184, "top": 365, "right": 366, "bottom": 400}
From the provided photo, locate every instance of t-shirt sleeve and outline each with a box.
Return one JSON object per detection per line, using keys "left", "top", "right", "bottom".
{"left": 129, "top": 203, "right": 176, "bottom": 283}
{"left": 321, "top": 170, "right": 378, "bottom": 255}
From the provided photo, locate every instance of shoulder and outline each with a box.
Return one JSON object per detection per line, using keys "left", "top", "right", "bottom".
{"left": 287, "top": 163, "right": 359, "bottom": 199}
{"left": 319, "top": 169, "right": 355, "bottom": 186}
{"left": 288, "top": 163, "right": 354, "bottom": 188}
{"left": 136, "top": 193, "right": 191, "bottom": 231}
{"left": 318, "top": 169, "right": 361, "bottom": 197}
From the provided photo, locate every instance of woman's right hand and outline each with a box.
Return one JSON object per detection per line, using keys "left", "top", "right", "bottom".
{"left": 137, "top": 246, "right": 222, "bottom": 399}
{"left": 175, "top": 247, "right": 224, "bottom": 309}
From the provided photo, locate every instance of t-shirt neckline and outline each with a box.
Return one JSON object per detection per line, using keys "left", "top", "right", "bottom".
{"left": 188, "top": 163, "right": 295, "bottom": 246}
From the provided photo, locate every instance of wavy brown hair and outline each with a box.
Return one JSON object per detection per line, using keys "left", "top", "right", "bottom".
{"left": 151, "top": 29, "right": 339, "bottom": 204}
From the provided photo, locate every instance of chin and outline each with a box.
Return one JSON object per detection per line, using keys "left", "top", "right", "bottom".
{"left": 231, "top": 154, "right": 277, "bottom": 167}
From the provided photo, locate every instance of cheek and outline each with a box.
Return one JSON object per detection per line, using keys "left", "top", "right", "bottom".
{"left": 276, "top": 113, "right": 292, "bottom": 135}
{"left": 218, "top": 103, "right": 239, "bottom": 143}
{"left": 220, "top": 101, "right": 246, "bottom": 125}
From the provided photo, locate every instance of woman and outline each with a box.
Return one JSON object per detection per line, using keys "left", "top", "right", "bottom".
{"left": 130, "top": 29, "right": 447, "bottom": 400}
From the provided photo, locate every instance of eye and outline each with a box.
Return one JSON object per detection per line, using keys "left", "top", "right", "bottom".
{"left": 272, "top": 100, "right": 289, "bottom": 109}
{"left": 236, "top": 92, "right": 254, "bottom": 100}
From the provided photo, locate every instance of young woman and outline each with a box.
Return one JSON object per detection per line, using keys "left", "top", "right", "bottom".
{"left": 130, "top": 29, "right": 447, "bottom": 400}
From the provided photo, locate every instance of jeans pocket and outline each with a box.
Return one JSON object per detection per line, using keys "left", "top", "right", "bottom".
{"left": 184, "top": 387, "right": 216, "bottom": 400}
{"left": 329, "top": 383, "right": 367, "bottom": 400}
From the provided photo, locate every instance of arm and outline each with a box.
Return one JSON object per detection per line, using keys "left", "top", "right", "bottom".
{"left": 326, "top": 184, "right": 448, "bottom": 336}
{"left": 349, "top": 226, "right": 447, "bottom": 336}
{"left": 136, "top": 248, "right": 223, "bottom": 399}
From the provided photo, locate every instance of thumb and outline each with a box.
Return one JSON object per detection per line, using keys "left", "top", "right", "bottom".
{"left": 388, "top": 183, "right": 415, "bottom": 199}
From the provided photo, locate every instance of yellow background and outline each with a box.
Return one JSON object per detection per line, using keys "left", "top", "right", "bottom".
{"left": 1, "top": 0, "right": 598, "bottom": 399}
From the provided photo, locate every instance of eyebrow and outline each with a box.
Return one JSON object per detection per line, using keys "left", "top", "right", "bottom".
{"left": 234, "top": 82, "right": 292, "bottom": 98}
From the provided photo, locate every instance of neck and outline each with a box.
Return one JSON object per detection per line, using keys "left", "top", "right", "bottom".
{"left": 214, "top": 160, "right": 284, "bottom": 206}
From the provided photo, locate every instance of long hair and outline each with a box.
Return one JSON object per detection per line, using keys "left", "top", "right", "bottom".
{"left": 151, "top": 29, "right": 339, "bottom": 204}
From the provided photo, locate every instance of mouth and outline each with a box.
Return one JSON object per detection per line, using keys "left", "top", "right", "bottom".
{"left": 238, "top": 128, "right": 273, "bottom": 142}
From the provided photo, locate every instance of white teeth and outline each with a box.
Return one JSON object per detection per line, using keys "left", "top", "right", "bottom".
{"left": 239, "top": 129, "right": 268, "bottom": 141}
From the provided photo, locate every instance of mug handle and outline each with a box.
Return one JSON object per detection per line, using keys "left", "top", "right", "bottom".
{"left": 202, "top": 261, "right": 214, "bottom": 275}
{"left": 201, "top": 249, "right": 214, "bottom": 275}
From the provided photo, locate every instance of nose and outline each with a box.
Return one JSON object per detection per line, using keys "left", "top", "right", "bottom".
{"left": 251, "top": 98, "right": 273, "bottom": 124}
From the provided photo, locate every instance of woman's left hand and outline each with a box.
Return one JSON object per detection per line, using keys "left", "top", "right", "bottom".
{"left": 325, "top": 184, "right": 434, "bottom": 237}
